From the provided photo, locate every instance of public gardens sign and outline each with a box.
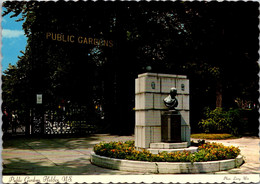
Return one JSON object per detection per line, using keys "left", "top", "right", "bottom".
{"left": 46, "top": 32, "right": 113, "bottom": 47}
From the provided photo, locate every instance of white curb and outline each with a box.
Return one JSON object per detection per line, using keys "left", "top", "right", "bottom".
{"left": 90, "top": 152, "right": 244, "bottom": 174}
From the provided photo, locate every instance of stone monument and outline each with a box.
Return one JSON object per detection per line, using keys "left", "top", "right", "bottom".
{"left": 135, "top": 73, "right": 191, "bottom": 151}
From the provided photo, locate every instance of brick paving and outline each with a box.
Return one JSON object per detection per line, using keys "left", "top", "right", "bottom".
{"left": 2, "top": 134, "right": 259, "bottom": 175}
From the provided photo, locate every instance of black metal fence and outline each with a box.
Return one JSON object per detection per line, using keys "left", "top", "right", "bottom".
{"left": 43, "top": 105, "right": 96, "bottom": 135}
{"left": 3, "top": 105, "right": 97, "bottom": 136}
{"left": 2, "top": 111, "right": 26, "bottom": 135}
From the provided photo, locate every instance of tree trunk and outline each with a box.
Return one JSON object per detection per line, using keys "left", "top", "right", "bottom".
{"left": 216, "top": 80, "right": 223, "bottom": 108}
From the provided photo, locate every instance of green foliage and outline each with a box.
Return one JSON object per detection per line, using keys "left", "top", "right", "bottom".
{"left": 191, "top": 133, "right": 239, "bottom": 140}
{"left": 2, "top": 2, "right": 258, "bottom": 134}
{"left": 199, "top": 107, "right": 245, "bottom": 135}
{"left": 195, "top": 142, "right": 240, "bottom": 162}
{"left": 94, "top": 141, "right": 240, "bottom": 163}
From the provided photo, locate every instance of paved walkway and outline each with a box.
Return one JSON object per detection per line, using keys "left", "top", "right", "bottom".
{"left": 2, "top": 134, "right": 259, "bottom": 175}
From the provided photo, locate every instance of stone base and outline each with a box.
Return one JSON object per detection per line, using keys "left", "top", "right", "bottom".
{"left": 148, "top": 142, "right": 196, "bottom": 154}
{"left": 150, "top": 142, "right": 188, "bottom": 149}
{"left": 147, "top": 146, "right": 198, "bottom": 154}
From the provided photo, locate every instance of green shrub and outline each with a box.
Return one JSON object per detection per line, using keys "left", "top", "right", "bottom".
{"left": 93, "top": 141, "right": 240, "bottom": 163}
{"left": 198, "top": 107, "right": 245, "bottom": 135}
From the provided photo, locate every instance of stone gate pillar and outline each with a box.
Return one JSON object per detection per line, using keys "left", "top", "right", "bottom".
{"left": 135, "top": 73, "right": 190, "bottom": 149}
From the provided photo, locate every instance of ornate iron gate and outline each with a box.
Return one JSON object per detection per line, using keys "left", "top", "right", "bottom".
{"left": 3, "top": 104, "right": 98, "bottom": 136}
{"left": 30, "top": 105, "right": 96, "bottom": 135}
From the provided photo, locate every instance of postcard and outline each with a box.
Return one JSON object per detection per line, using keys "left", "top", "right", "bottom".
{"left": 2, "top": 1, "right": 259, "bottom": 183}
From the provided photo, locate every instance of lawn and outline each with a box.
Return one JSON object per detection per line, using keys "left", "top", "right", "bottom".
{"left": 191, "top": 133, "right": 240, "bottom": 140}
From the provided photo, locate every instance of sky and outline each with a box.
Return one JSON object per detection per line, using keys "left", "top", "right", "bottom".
{"left": 1, "top": 7, "right": 27, "bottom": 72}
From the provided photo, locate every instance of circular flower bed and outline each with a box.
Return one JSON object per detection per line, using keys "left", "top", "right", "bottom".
{"left": 93, "top": 140, "right": 240, "bottom": 163}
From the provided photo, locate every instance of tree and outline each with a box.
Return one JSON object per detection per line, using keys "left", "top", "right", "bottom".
{"left": 3, "top": 1, "right": 259, "bottom": 134}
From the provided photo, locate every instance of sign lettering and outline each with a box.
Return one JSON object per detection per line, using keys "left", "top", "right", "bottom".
{"left": 46, "top": 32, "right": 113, "bottom": 47}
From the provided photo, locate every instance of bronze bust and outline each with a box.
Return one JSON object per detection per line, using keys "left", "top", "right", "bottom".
{"left": 164, "top": 87, "right": 178, "bottom": 110}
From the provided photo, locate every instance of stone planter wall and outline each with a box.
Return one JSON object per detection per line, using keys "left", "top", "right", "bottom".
{"left": 91, "top": 152, "right": 244, "bottom": 174}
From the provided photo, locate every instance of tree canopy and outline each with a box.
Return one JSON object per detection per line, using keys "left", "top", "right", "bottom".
{"left": 3, "top": 1, "right": 259, "bottom": 134}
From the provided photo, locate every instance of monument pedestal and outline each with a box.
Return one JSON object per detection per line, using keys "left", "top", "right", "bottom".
{"left": 161, "top": 111, "right": 181, "bottom": 143}
{"left": 135, "top": 73, "right": 191, "bottom": 149}
{"left": 150, "top": 142, "right": 188, "bottom": 149}
{"left": 149, "top": 111, "right": 196, "bottom": 154}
